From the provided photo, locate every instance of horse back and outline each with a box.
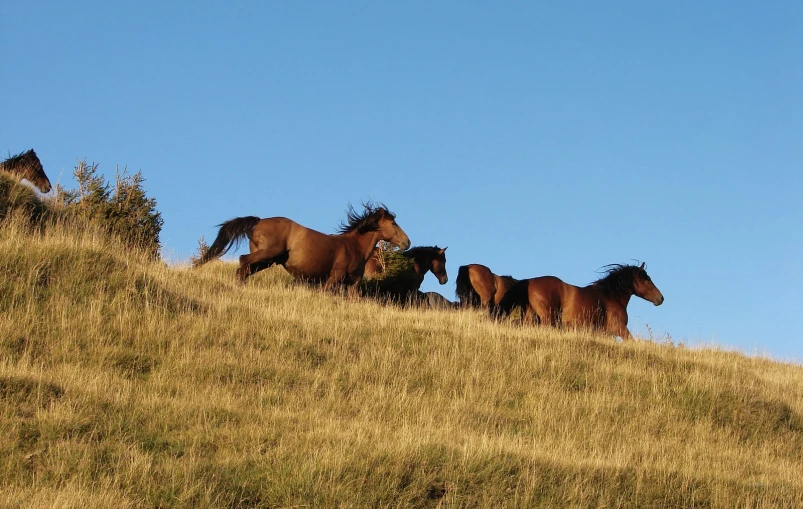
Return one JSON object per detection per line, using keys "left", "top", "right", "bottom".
{"left": 252, "top": 217, "right": 341, "bottom": 280}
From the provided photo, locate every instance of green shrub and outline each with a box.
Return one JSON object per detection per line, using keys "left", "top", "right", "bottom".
{"left": 57, "top": 160, "right": 164, "bottom": 258}
{"left": 360, "top": 242, "right": 419, "bottom": 301}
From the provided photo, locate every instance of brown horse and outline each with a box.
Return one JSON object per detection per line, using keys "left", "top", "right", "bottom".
{"left": 497, "top": 263, "right": 664, "bottom": 339}
{"left": 364, "top": 245, "right": 448, "bottom": 286}
{"left": 0, "top": 149, "right": 51, "bottom": 193}
{"left": 194, "top": 203, "right": 410, "bottom": 291}
{"left": 455, "top": 264, "right": 518, "bottom": 315}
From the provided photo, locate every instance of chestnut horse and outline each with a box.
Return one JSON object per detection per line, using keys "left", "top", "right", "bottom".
{"left": 364, "top": 245, "right": 449, "bottom": 287}
{"left": 0, "top": 149, "right": 51, "bottom": 193}
{"left": 455, "top": 264, "right": 518, "bottom": 315}
{"left": 496, "top": 263, "right": 664, "bottom": 339}
{"left": 194, "top": 203, "right": 410, "bottom": 291}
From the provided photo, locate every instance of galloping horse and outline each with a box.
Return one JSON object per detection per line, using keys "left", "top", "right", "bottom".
{"left": 455, "top": 264, "right": 518, "bottom": 315}
{"left": 194, "top": 203, "right": 410, "bottom": 291}
{"left": 497, "top": 263, "right": 664, "bottom": 339}
{"left": 0, "top": 149, "right": 51, "bottom": 193}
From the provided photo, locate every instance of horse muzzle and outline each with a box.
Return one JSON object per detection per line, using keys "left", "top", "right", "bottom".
{"left": 653, "top": 294, "right": 665, "bottom": 306}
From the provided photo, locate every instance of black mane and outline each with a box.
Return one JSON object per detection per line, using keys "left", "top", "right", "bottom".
{"left": 402, "top": 246, "right": 443, "bottom": 259}
{"left": 338, "top": 202, "right": 395, "bottom": 234}
{"left": 592, "top": 263, "right": 648, "bottom": 298}
{"left": 0, "top": 149, "right": 37, "bottom": 169}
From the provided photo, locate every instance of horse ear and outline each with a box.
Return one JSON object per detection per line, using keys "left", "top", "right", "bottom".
{"left": 440, "top": 246, "right": 448, "bottom": 253}
{"left": 639, "top": 262, "right": 646, "bottom": 269}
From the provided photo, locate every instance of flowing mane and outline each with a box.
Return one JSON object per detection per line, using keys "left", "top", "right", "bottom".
{"left": 338, "top": 203, "right": 395, "bottom": 234}
{"left": 592, "top": 263, "right": 648, "bottom": 299}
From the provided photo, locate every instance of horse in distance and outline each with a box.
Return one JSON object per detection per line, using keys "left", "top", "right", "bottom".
{"left": 455, "top": 263, "right": 518, "bottom": 315}
{"left": 194, "top": 203, "right": 410, "bottom": 292}
{"left": 0, "top": 149, "right": 51, "bottom": 193}
{"left": 497, "top": 262, "right": 664, "bottom": 340}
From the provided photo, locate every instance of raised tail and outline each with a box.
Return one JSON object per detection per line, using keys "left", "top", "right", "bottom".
{"left": 455, "top": 265, "right": 480, "bottom": 308}
{"left": 495, "top": 279, "right": 529, "bottom": 319}
{"left": 193, "top": 216, "right": 261, "bottom": 267}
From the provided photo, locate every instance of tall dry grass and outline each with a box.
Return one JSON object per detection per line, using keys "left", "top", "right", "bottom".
{"left": 1, "top": 215, "right": 802, "bottom": 508}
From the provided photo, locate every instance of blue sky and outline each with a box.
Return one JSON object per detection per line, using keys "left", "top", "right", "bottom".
{"left": 3, "top": 1, "right": 801, "bottom": 361}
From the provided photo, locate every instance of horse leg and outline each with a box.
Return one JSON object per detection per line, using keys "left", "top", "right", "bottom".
{"left": 620, "top": 327, "right": 633, "bottom": 341}
{"left": 237, "top": 248, "right": 285, "bottom": 282}
{"left": 323, "top": 269, "right": 346, "bottom": 292}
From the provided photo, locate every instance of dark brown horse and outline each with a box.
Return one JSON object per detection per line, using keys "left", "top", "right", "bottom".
{"left": 497, "top": 263, "right": 664, "bottom": 339}
{"left": 362, "top": 245, "right": 448, "bottom": 305}
{"left": 364, "top": 245, "right": 448, "bottom": 286}
{"left": 194, "top": 203, "right": 410, "bottom": 291}
{"left": 0, "top": 149, "right": 51, "bottom": 193}
{"left": 455, "top": 264, "right": 518, "bottom": 315}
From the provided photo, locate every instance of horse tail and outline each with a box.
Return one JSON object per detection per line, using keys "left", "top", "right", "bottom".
{"left": 455, "top": 265, "right": 479, "bottom": 307}
{"left": 194, "top": 216, "right": 261, "bottom": 267}
{"left": 496, "top": 279, "right": 529, "bottom": 319}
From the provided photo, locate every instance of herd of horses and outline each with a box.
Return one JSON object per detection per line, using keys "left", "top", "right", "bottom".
{"left": 2, "top": 149, "right": 665, "bottom": 340}
{"left": 195, "top": 204, "right": 664, "bottom": 340}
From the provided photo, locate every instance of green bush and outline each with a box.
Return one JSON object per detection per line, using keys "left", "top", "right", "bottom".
{"left": 57, "top": 160, "right": 163, "bottom": 258}
{"left": 360, "top": 243, "right": 419, "bottom": 301}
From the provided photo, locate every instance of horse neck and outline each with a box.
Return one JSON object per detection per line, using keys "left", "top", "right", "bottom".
{"left": 4, "top": 158, "right": 33, "bottom": 179}
{"left": 593, "top": 283, "right": 633, "bottom": 308}
{"left": 410, "top": 254, "right": 430, "bottom": 286}
{"left": 348, "top": 230, "right": 383, "bottom": 262}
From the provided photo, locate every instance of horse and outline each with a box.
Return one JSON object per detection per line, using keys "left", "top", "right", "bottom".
{"left": 362, "top": 245, "right": 448, "bottom": 304}
{"left": 496, "top": 262, "right": 664, "bottom": 340}
{"left": 418, "top": 291, "right": 456, "bottom": 309}
{"left": 365, "top": 245, "right": 448, "bottom": 285}
{"left": 0, "top": 149, "right": 51, "bottom": 193}
{"left": 194, "top": 203, "right": 410, "bottom": 292}
{"left": 455, "top": 263, "right": 518, "bottom": 315}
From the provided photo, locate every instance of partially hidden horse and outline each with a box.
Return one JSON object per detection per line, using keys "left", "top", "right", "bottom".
{"left": 362, "top": 245, "right": 448, "bottom": 304}
{"left": 455, "top": 263, "right": 518, "bottom": 315}
{"left": 194, "top": 203, "right": 410, "bottom": 291}
{"left": 418, "top": 291, "right": 455, "bottom": 309}
{"left": 496, "top": 262, "right": 664, "bottom": 339}
{"left": 364, "top": 245, "right": 448, "bottom": 286}
{"left": 0, "top": 149, "right": 51, "bottom": 193}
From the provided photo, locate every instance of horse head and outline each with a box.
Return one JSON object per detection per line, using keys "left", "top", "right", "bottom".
{"left": 375, "top": 208, "right": 411, "bottom": 250}
{"left": 633, "top": 262, "right": 664, "bottom": 306}
{"left": 21, "top": 150, "right": 51, "bottom": 193}
{"left": 429, "top": 246, "right": 448, "bottom": 284}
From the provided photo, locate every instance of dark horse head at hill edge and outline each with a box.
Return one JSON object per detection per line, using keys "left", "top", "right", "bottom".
{"left": 0, "top": 149, "right": 51, "bottom": 193}
{"left": 194, "top": 202, "right": 410, "bottom": 293}
{"left": 496, "top": 262, "right": 664, "bottom": 340}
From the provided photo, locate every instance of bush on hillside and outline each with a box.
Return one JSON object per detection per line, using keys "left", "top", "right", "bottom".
{"left": 56, "top": 160, "right": 164, "bottom": 258}
{"left": 359, "top": 242, "right": 419, "bottom": 301}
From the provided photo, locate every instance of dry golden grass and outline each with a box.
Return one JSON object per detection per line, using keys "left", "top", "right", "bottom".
{"left": 1, "top": 216, "right": 802, "bottom": 508}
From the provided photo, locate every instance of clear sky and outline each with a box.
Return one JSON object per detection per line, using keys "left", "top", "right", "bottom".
{"left": 3, "top": 1, "right": 801, "bottom": 361}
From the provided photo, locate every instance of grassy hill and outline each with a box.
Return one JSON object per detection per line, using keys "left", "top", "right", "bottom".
{"left": 1, "top": 215, "right": 802, "bottom": 508}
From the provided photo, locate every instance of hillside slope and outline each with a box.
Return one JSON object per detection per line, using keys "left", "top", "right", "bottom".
{"left": 1, "top": 219, "right": 802, "bottom": 508}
